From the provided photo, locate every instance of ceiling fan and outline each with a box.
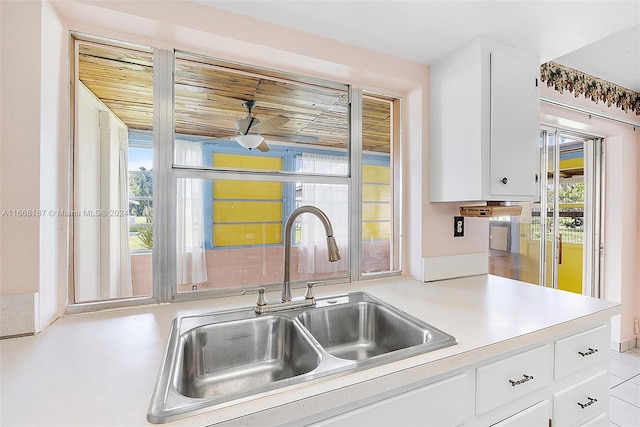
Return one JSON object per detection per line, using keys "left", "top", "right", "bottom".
{"left": 224, "top": 100, "right": 289, "bottom": 152}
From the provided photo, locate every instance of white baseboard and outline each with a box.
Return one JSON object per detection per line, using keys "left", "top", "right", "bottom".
{"left": 422, "top": 253, "right": 488, "bottom": 282}
{"left": 0, "top": 293, "right": 37, "bottom": 338}
{"left": 611, "top": 338, "right": 639, "bottom": 352}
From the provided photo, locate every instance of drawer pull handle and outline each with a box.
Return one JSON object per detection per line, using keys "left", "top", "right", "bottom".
{"left": 509, "top": 374, "right": 534, "bottom": 387}
{"left": 578, "top": 348, "right": 598, "bottom": 357}
{"left": 577, "top": 397, "right": 597, "bottom": 409}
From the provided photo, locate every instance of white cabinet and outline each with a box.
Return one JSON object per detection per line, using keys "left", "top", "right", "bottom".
{"left": 308, "top": 323, "right": 610, "bottom": 427}
{"left": 429, "top": 36, "right": 540, "bottom": 202}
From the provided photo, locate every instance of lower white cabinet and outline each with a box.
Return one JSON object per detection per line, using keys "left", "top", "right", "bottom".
{"left": 308, "top": 323, "right": 610, "bottom": 427}
{"left": 490, "top": 399, "right": 550, "bottom": 427}
{"left": 310, "top": 373, "right": 469, "bottom": 427}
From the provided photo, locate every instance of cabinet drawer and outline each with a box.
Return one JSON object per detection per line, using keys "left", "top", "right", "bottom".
{"left": 312, "top": 373, "right": 469, "bottom": 427}
{"left": 490, "top": 399, "right": 550, "bottom": 426}
{"left": 554, "top": 370, "right": 608, "bottom": 427}
{"left": 555, "top": 324, "right": 608, "bottom": 379}
{"left": 476, "top": 345, "right": 552, "bottom": 414}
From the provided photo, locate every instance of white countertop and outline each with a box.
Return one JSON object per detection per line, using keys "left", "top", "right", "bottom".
{"left": 0, "top": 275, "right": 620, "bottom": 426}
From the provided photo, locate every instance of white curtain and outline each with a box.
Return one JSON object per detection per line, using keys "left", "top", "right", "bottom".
{"left": 175, "top": 140, "right": 208, "bottom": 285}
{"left": 299, "top": 153, "right": 348, "bottom": 274}
{"left": 118, "top": 149, "right": 133, "bottom": 297}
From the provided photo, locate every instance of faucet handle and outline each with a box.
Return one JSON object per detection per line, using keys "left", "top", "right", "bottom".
{"left": 304, "top": 281, "right": 325, "bottom": 300}
{"left": 242, "top": 287, "right": 268, "bottom": 306}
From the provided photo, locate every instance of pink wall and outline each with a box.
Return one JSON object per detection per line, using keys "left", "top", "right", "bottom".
{"left": 0, "top": 0, "right": 68, "bottom": 334}
{"left": 0, "top": 1, "right": 42, "bottom": 297}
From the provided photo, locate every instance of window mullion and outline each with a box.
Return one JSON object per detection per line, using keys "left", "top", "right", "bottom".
{"left": 152, "top": 48, "right": 176, "bottom": 303}
{"left": 350, "top": 88, "right": 363, "bottom": 282}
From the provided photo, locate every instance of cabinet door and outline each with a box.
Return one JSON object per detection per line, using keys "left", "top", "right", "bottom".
{"left": 489, "top": 47, "right": 540, "bottom": 199}
{"left": 310, "top": 373, "right": 469, "bottom": 427}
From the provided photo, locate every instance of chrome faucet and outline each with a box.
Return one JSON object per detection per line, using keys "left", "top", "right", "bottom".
{"left": 282, "top": 205, "right": 341, "bottom": 302}
{"left": 243, "top": 205, "right": 340, "bottom": 313}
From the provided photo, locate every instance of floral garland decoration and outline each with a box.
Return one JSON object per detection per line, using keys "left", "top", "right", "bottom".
{"left": 540, "top": 61, "right": 640, "bottom": 115}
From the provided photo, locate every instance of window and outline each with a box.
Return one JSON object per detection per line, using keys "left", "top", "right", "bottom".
{"left": 69, "top": 36, "right": 400, "bottom": 308}
{"left": 172, "top": 52, "right": 351, "bottom": 294}
{"left": 72, "top": 38, "right": 154, "bottom": 303}
{"left": 361, "top": 94, "right": 399, "bottom": 274}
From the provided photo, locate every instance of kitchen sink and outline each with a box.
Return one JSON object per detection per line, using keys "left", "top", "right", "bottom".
{"left": 148, "top": 292, "right": 456, "bottom": 423}
{"left": 175, "top": 316, "right": 322, "bottom": 399}
{"left": 297, "top": 301, "right": 432, "bottom": 360}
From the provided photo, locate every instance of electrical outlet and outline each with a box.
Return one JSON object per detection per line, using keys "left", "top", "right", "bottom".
{"left": 454, "top": 216, "right": 464, "bottom": 237}
{"left": 634, "top": 318, "right": 639, "bottom": 335}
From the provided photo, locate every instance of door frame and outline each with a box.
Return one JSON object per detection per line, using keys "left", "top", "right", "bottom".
{"left": 538, "top": 126, "right": 604, "bottom": 297}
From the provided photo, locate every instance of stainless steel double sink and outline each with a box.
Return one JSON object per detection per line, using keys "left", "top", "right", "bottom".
{"left": 148, "top": 292, "right": 457, "bottom": 423}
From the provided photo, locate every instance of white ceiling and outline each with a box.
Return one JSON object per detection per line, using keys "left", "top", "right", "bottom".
{"left": 197, "top": 1, "right": 640, "bottom": 91}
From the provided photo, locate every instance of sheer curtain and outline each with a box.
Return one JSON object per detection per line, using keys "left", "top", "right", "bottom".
{"left": 299, "top": 152, "right": 348, "bottom": 274}
{"left": 175, "top": 140, "right": 208, "bottom": 286}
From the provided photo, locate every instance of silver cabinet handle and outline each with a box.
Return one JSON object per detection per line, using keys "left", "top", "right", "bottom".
{"left": 509, "top": 374, "right": 534, "bottom": 386}
{"left": 577, "top": 397, "right": 597, "bottom": 409}
{"left": 578, "top": 348, "right": 598, "bottom": 357}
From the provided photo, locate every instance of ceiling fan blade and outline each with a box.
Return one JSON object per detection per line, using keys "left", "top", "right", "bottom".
{"left": 208, "top": 134, "right": 238, "bottom": 142}
{"left": 262, "top": 133, "right": 319, "bottom": 144}
{"left": 251, "top": 115, "right": 289, "bottom": 134}
{"left": 256, "top": 141, "right": 271, "bottom": 152}
{"left": 235, "top": 116, "right": 261, "bottom": 134}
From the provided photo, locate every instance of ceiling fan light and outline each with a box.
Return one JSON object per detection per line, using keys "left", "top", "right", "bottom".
{"left": 235, "top": 134, "right": 264, "bottom": 149}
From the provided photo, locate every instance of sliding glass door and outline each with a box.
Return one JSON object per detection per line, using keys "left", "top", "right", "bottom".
{"left": 489, "top": 128, "right": 603, "bottom": 296}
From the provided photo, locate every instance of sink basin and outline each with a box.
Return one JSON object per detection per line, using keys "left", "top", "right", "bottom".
{"left": 297, "top": 301, "right": 432, "bottom": 360}
{"left": 148, "top": 291, "right": 457, "bottom": 423}
{"left": 175, "top": 316, "right": 321, "bottom": 399}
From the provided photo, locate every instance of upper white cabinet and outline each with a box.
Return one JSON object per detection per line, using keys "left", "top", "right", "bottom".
{"left": 430, "top": 36, "right": 541, "bottom": 202}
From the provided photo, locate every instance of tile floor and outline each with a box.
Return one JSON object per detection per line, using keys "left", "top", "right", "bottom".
{"left": 610, "top": 347, "right": 640, "bottom": 426}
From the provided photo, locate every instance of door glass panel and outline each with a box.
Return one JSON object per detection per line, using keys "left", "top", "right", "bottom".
{"left": 489, "top": 131, "right": 587, "bottom": 295}
{"left": 556, "top": 135, "right": 585, "bottom": 294}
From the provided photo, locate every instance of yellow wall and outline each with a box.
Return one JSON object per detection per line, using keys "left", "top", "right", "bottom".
{"left": 362, "top": 164, "right": 391, "bottom": 240}
{"left": 518, "top": 236, "right": 583, "bottom": 294}
{"left": 212, "top": 154, "right": 283, "bottom": 247}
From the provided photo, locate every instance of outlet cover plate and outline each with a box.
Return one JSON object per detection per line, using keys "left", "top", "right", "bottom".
{"left": 454, "top": 216, "right": 464, "bottom": 237}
